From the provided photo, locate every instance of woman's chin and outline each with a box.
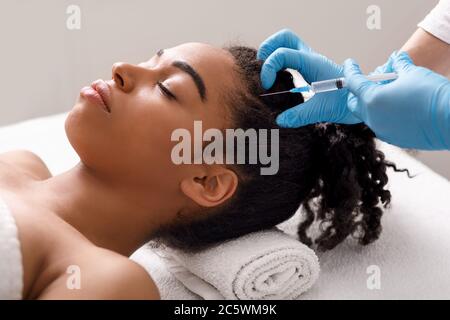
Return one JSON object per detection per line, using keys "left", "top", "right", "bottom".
{"left": 65, "top": 102, "right": 109, "bottom": 166}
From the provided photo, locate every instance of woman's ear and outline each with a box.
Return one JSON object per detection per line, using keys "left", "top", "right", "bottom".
{"left": 180, "top": 167, "right": 238, "bottom": 208}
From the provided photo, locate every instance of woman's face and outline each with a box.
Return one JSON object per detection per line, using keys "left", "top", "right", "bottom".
{"left": 65, "top": 43, "right": 238, "bottom": 204}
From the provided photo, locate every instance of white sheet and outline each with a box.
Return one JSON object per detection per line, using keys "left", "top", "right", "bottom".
{"left": 300, "top": 142, "right": 450, "bottom": 299}
{"left": 0, "top": 113, "right": 79, "bottom": 175}
{"left": 1, "top": 112, "right": 450, "bottom": 299}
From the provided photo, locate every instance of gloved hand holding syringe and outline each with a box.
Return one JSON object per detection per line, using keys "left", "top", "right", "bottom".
{"left": 258, "top": 29, "right": 450, "bottom": 151}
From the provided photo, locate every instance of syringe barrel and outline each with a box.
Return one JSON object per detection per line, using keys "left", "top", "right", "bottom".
{"left": 309, "top": 73, "right": 397, "bottom": 94}
{"left": 311, "top": 78, "right": 345, "bottom": 93}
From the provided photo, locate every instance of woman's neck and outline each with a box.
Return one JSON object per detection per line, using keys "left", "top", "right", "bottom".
{"left": 27, "top": 162, "right": 177, "bottom": 256}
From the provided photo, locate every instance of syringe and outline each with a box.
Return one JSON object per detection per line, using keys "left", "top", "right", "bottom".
{"left": 260, "top": 72, "right": 398, "bottom": 97}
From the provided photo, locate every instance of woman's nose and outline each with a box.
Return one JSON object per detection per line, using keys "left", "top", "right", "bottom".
{"left": 112, "top": 62, "right": 135, "bottom": 93}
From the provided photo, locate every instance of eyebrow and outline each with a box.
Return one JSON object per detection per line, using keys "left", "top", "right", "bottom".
{"left": 157, "top": 49, "right": 207, "bottom": 102}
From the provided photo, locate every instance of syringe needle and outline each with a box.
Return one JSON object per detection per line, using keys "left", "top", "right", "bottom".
{"left": 260, "top": 90, "right": 293, "bottom": 97}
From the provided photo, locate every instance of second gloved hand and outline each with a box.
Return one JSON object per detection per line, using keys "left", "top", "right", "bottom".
{"left": 345, "top": 52, "right": 450, "bottom": 150}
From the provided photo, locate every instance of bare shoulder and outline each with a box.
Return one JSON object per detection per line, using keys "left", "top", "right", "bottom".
{"left": 107, "top": 254, "right": 161, "bottom": 300}
{"left": 38, "top": 249, "right": 161, "bottom": 300}
{"left": 94, "top": 253, "right": 161, "bottom": 300}
{"left": 0, "top": 150, "right": 52, "bottom": 180}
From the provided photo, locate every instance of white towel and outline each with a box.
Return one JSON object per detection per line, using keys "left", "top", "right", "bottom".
{"left": 0, "top": 196, "right": 23, "bottom": 300}
{"left": 150, "top": 228, "right": 320, "bottom": 300}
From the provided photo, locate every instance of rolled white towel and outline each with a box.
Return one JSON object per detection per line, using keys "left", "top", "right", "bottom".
{"left": 152, "top": 228, "right": 320, "bottom": 300}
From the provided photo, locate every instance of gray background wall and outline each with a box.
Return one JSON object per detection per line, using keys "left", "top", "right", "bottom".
{"left": 0, "top": 0, "right": 448, "bottom": 179}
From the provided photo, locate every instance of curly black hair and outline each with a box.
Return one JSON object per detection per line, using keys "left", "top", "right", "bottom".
{"left": 151, "top": 45, "right": 409, "bottom": 252}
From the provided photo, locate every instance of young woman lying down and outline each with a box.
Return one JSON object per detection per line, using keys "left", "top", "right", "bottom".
{"left": 0, "top": 43, "right": 405, "bottom": 299}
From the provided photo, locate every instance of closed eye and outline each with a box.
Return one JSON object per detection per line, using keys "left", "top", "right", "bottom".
{"left": 157, "top": 82, "right": 177, "bottom": 100}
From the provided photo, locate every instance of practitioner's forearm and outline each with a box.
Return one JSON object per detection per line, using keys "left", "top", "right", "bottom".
{"left": 401, "top": 28, "right": 450, "bottom": 77}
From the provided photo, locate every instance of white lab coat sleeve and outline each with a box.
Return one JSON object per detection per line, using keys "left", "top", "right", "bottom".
{"left": 418, "top": 0, "right": 450, "bottom": 44}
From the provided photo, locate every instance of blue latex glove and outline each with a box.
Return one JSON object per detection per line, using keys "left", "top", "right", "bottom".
{"left": 258, "top": 29, "right": 360, "bottom": 126}
{"left": 345, "top": 51, "right": 450, "bottom": 150}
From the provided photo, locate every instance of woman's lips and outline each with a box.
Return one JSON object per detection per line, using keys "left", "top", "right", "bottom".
{"left": 80, "top": 79, "right": 112, "bottom": 113}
